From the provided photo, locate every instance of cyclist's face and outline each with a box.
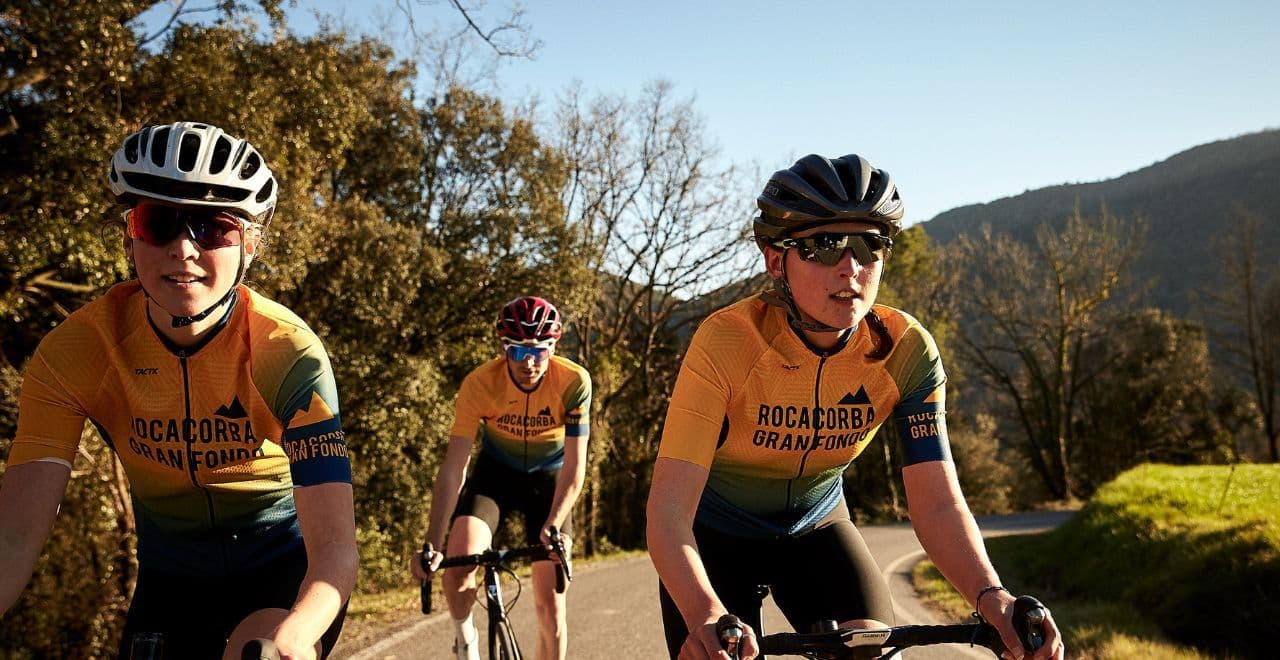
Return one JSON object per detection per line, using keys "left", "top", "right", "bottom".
{"left": 124, "top": 203, "right": 257, "bottom": 321}
{"left": 765, "top": 221, "right": 885, "bottom": 339}
{"left": 505, "top": 341, "right": 555, "bottom": 389}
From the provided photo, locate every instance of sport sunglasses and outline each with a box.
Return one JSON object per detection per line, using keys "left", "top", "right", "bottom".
{"left": 503, "top": 342, "right": 552, "bottom": 362}
{"left": 772, "top": 232, "right": 894, "bottom": 267}
{"left": 125, "top": 203, "right": 255, "bottom": 251}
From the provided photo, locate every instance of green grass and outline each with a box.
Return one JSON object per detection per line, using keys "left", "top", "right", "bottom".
{"left": 913, "top": 463, "right": 1279, "bottom": 660}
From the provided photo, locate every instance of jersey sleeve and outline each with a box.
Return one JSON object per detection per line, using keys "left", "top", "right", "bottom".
{"left": 887, "top": 322, "right": 952, "bottom": 466}
{"left": 448, "top": 371, "right": 484, "bottom": 439}
{"left": 657, "top": 323, "right": 732, "bottom": 469}
{"left": 562, "top": 368, "right": 591, "bottom": 438}
{"left": 273, "top": 340, "right": 352, "bottom": 486}
{"left": 9, "top": 325, "right": 97, "bottom": 468}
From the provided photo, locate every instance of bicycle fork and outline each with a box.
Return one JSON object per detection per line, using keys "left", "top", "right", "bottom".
{"left": 485, "top": 566, "right": 506, "bottom": 611}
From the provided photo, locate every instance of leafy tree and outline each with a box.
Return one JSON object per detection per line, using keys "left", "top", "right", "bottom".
{"left": 0, "top": 4, "right": 454, "bottom": 651}
{"left": 942, "top": 207, "right": 1146, "bottom": 499}
{"left": 1202, "top": 210, "right": 1280, "bottom": 461}
{"left": 550, "top": 81, "right": 756, "bottom": 550}
{"left": 1075, "top": 309, "right": 1228, "bottom": 490}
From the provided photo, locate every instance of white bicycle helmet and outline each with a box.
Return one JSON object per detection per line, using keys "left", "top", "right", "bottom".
{"left": 108, "top": 121, "right": 277, "bottom": 223}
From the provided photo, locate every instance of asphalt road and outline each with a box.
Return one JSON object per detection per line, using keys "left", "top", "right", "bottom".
{"left": 335, "top": 511, "right": 1073, "bottom": 660}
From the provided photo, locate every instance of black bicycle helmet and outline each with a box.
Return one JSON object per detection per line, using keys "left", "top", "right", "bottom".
{"left": 753, "top": 153, "right": 904, "bottom": 243}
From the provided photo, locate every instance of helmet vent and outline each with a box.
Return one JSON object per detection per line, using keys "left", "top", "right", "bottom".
{"left": 124, "top": 134, "right": 140, "bottom": 163}
{"left": 209, "top": 136, "right": 232, "bottom": 174}
{"left": 150, "top": 126, "right": 171, "bottom": 167}
{"left": 121, "top": 172, "right": 251, "bottom": 203}
{"left": 109, "top": 164, "right": 118, "bottom": 183}
{"left": 255, "top": 178, "right": 274, "bottom": 203}
{"left": 178, "top": 133, "right": 201, "bottom": 172}
{"left": 240, "top": 151, "right": 261, "bottom": 179}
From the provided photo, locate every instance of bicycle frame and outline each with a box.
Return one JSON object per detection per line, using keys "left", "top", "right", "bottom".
{"left": 419, "top": 527, "right": 571, "bottom": 660}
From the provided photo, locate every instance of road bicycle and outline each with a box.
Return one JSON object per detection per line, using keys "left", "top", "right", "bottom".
{"left": 717, "top": 594, "right": 1049, "bottom": 659}
{"left": 420, "top": 526, "right": 572, "bottom": 660}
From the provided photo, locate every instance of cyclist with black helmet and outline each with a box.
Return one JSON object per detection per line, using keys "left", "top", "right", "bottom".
{"left": 646, "top": 154, "right": 1064, "bottom": 659}
{"left": 0, "top": 122, "right": 356, "bottom": 659}
{"left": 412, "top": 296, "right": 591, "bottom": 660}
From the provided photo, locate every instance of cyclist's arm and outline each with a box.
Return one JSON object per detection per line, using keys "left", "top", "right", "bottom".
{"left": 272, "top": 482, "right": 357, "bottom": 656}
{"left": 647, "top": 457, "right": 753, "bottom": 660}
{"left": 903, "top": 461, "right": 1062, "bottom": 659}
{"left": 542, "top": 431, "right": 587, "bottom": 540}
{"left": 425, "top": 434, "right": 475, "bottom": 552}
{"left": 0, "top": 462, "right": 71, "bottom": 615}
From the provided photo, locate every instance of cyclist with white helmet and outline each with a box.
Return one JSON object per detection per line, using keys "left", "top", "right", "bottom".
{"left": 411, "top": 296, "right": 591, "bottom": 660}
{"left": 0, "top": 122, "right": 356, "bottom": 659}
{"left": 646, "top": 154, "right": 1065, "bottom": 659}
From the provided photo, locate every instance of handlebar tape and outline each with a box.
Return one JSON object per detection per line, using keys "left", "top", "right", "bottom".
{"left": 420, "top": 542, "right": 434, "bottom": 614}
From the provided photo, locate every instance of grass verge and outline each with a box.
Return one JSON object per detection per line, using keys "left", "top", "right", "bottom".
{"left": 913, "top": 463, "right": 1278, "bottom": 660}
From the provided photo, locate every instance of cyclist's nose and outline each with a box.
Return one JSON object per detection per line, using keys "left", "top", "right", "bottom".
{"left": 167, "top": 232, "right": 202, "bottom": 259}
{"left": 833, "top": 247, "right": 863, "bottom": 275}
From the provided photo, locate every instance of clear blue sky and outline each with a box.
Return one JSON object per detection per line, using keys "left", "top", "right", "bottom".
{"left": 146, "top": 0, "right": 1280, "bottom": 224}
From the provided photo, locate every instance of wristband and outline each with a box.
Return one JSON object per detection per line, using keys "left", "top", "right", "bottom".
{"left": 974, "top": 585, "right": 1010, "bottom": 619}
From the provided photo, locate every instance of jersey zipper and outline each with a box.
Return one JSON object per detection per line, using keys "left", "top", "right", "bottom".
{"left": 178, "top": 351, "right": 218, "bottom": 530}
{"left": 786, "top": 355, "right": 829, "bottom": 512}
{"left": 522, "top": 393, "right": 531, "bottom": 471}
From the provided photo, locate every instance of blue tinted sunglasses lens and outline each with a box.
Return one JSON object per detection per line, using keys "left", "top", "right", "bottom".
{"left": 506, "top": 345, "right": 549, "bottom": 361}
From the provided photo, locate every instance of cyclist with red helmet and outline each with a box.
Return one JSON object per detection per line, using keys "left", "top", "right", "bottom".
{"left": 411, "top": 296, "right": 591, "bottom": 660}
{"left": 0, "top": 122, "right": 355, "bottom": 659}
{"left": 646, "top": 154, "right": 1064, "bottom": 660}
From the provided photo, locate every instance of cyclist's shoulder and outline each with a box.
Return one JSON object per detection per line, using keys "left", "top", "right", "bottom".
{"left": 548, "top": 354, "right": 590, "bottom": 383}
{"left": 33, "top": 281, "right": 147, "bottom": 357}
{"left": 458, "top": 355, "right": 507, "bottom": 389}
{"left": 241, "top": 287, "right": 324, "bottom": 350}
{"left": 694, "top": 293, "right": 782, "bottom": 343}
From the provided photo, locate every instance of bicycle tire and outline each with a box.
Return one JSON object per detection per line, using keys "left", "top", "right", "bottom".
{"left": 489, "top": 615, "right": 522, "bottom": 660}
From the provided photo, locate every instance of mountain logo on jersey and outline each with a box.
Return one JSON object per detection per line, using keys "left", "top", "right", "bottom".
{"left": 538, "top": 406, "right": 552, "bottom": 417}
{"left": 838, "top": 386, "right": 872, "bottom": 405}
{"left": 215, "top": 396, "right": 249, "bottom": 419}
{"left": 288, "top": 392, "right": 336, "bottom": 429}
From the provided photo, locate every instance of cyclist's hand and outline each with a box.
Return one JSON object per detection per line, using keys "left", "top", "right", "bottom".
{"left": 682, "top": 618, "right": 758, "bottom": 659}
{"left": 411, "top": 543, "right": 443, "bottom": 581}
{"left": 540, "top": 526, "right": 571, "bottom": 565}
{"left": 272, "top": 631, "right": 318, "bottom": 660}
{"left": 981, "top": 592, "right": 1065, "bottom": 660}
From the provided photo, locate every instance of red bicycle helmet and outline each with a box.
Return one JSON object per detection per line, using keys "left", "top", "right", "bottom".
{"left": 496, "top": 296, "right": 563, "bottom": 343}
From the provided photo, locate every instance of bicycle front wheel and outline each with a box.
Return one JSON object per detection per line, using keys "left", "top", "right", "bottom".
{"left": 489, "top": 616, "right": 521, "bottom": 660}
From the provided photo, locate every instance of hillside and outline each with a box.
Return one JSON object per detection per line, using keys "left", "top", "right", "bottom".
{"left": 920, "top": 129, "right": 1280, "bottom": 316}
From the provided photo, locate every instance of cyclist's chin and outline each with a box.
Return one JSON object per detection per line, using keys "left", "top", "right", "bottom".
{"left": 147, "top": 283, "right": 227, "bottom": 319}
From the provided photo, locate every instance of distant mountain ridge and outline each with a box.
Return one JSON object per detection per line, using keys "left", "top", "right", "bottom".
{"left": 920, "top": 128, "right": 1280, "bottom": 316}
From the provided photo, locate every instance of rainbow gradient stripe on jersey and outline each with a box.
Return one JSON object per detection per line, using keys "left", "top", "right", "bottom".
{"left": 658, "top": 294, "right": 950, "bottom": 538}
{"left": 450, "top": 355, "right": 591, "bottom": 473}
{"left": 10, "top": 282, "right": 350, "bottom": 576}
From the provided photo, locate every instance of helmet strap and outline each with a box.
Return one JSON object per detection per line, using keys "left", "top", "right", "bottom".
{"left": 135, "top": 239, "right": 249, "bottom": 328}
{"left": 169, "top": 239, "right": 249, "bottom": 328}
{"left": 765, "top": 254, "right": 846, "bottom": 334}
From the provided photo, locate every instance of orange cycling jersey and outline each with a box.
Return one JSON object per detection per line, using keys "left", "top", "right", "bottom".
{"left": 450, "top": 355, "right": 591, "bottom": 473}
{"left": 658, "top": 294, "right": 949, "bottom": 538}
{"left": 9, "top": 282, "right": 351, "bottom": 575}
